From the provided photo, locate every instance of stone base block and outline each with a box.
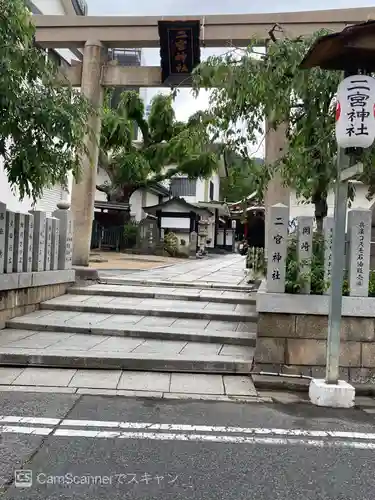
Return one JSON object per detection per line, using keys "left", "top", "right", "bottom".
{"left": 73, "top": 266, "right": 99, "bottom": 281}
{"left": 309, "top": 378, "right": 355, "bottom": 408}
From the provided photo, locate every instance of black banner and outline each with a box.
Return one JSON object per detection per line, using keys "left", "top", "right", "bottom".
{"left": 158, "top": 20, "right": 201, "bottom": 85}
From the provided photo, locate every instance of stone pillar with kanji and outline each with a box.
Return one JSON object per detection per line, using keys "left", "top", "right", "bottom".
{"left": 297, "top": 216, "right": 314, "bottom": 294}
{"left": 347, "top": 209, "right": 371, "bottom": 297}
{"left": 323, "top": 216, "right": 334, "bottom": 295}
{"left": 266, "top": 203, "right": 289, "bottom": 293}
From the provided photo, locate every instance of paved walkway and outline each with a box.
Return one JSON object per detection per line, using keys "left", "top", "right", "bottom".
{"left": 101, "top": 254, "right": 248, "bottom": 286}
{"left": 0, "top": 254, "right": 257, "bottom": 402}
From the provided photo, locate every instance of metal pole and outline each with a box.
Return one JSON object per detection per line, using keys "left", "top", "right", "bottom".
{"left": 325, "top": 147, "right": 350, "bottom": 384}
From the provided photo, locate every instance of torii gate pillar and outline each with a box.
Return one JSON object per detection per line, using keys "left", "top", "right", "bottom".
{"left": 71, "top": 40, "right": 105, "bottom": 267}
{"left": 264, "top": 122, "right": 290, "bottom": 254}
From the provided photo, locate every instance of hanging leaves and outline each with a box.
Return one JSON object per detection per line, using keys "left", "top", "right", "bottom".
{"left": 0, "top": 0, "right": 91, "bottom": 201}
{"left": 193, "top": 32, "right": 375, "bottom": 227}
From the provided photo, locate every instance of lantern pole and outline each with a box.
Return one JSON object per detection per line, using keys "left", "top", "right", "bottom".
{"left": 325, "top": 146, "right": 350, "bottom": 384}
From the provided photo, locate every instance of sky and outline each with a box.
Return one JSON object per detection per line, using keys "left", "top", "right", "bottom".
{"left": 86, "top": 0, "right": 375, "bottom": 150}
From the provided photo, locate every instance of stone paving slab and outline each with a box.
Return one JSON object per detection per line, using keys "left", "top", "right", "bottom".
{"left": 5, "top": 315, "right": 257, "bottom": 345}
{"left": 69, "top": 285, "right": 256, "bottom": 304}
{"left": 39, "top": 296, "right": 257, "bottom": 323}
{"left": 101, "top": 277, "right": 253, "bottom": 292}
{"left": 0, "top": 347, "right": 253, "bottom": 373}
{"left": 0, "top": 367, "right": 257, "bottom": 398}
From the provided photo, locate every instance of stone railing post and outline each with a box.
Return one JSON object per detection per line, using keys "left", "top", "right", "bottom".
{"left": 4, "top": 210, "right": 15, "bottom": 273}
{"left": 51, "top": 218, "right": 60, "bottom": 271}
{"left": 52, "top": 204, "right": 73, "bottom": 270}
{"left": 23, "top": 213, "right": 34, "bottom": 273}
{"left": 44, "top": 217, "right": 53, "bottom": 271}
{"left": 297, "top": 216, "right": 314, "bottom": 294}
{"left": 13, "top": 213, "right": 25, "bottom": 273}
{"left": 323, "top": 216, "right": 334, "bottom": 295}
{"left": 29, "top": 210, "right": 46, "bottom": 272}
{"left": 0, "top": 203, "right": 6, "bottom": 274}
{"left": 347, "top": 209, "right": 371, "bottom": 297}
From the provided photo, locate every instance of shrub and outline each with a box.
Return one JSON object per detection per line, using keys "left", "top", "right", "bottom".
{"left": 164, "top": 232, "right": 179, "bottom": 256}
{"left": 123, "top": 221, "right": 138, "bottom": 248}
{"left": 284, "top": 233, "right": 375, "bottom": 296}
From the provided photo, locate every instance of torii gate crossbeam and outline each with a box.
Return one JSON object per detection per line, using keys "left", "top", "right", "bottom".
{"left": 34, "top": 7, "right": 373, "bottom": 48}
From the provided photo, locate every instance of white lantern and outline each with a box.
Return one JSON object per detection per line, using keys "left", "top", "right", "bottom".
{"left": 335, "top": 74, "right": 375, "bottom": 149}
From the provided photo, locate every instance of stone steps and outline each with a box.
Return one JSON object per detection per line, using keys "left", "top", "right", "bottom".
{"left": 38, "top": 294, "right": 257, "bottom": 323}
{"left": 0, "top": 329, "right": 254, "bottom": 374}
{"left": 1, "top": 271, "right": 256, "bottom": 375}
{"left": 6, "top": 311, "right": 256, "bottom": 346}
{"left": 100, "top": 276, "right": 252, "bottom": 292}
{"left": 68, "top": 284, "right": 256, "bottom": 305}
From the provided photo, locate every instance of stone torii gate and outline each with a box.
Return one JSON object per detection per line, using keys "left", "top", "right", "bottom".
{"left": 34, "top": 7, "right": 373, "bottom": 266}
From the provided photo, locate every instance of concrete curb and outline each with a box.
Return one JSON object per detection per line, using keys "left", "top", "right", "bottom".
{"left": 252, "top": 374, "right": 375, "bottom": 396}
{"left": 5, "top": 323, "right": 257, "bottom": 346}
{"left": 39, "top": 301, "right": 258, "bottom": 323}
{"left": 100, "top": 277, "right": 255, "bottom": 292}
{"left": 0, "top": 351, "right": 253, "bottom": 373}
{"left": 0, "top": 384, "right": 272, "bottom": 403}
{"left": 68, "top": 286, "right": 257, "bottom": 305}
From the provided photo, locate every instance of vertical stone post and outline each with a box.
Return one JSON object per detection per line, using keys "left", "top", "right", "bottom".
{"left": 266, "top": 203, "right": 289, "bottom": 293}
{"left": 29, "top": 210, "right": 46, "bottom": 272}
{"left": 70, "top": 40, "right": 104, "bottom": 267}
{"left": 297, "top": 216, "right": 314, "bottom": 294}
{"left": 44, "top": 217, "right": 53, "bottom": 271}
{"left": 51, "top": 218, "right": 60, "bottom": 271}
{"left": 264, "top": 122, "right": 290, "bottom": 256}
{"left": 23, "top": 214, "right": 34, "bottom": 273}
{"left": 4, "top": 210, "right": 15, "bottom": 273}
{"left": 52, "top": 208, "right": 73, "bottom": 269}
{"left": 189, "top": 231, "right": 198, "bottom": 256}
{"left": 347, "top": 209, "right": 371, "bottom": 297}
{"left": 13, "top": 213, "right": 25, "bottom": 273}
{"left": 323, "top": 216, "right": 334, "bottom": 295}
{"left": 0, "top": 203, "right": 6, "bottom": 274}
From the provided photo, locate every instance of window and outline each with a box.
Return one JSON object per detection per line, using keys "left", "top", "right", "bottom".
{"left": 170, "top": 178, "right": 197, "bottom": 197}
{"left": 209, "top": 181, "right": 214, "bottom": 201}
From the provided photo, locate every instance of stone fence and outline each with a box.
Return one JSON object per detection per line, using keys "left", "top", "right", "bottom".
{"left": 0, "top": 202, "right": 75, "bottom": 328}
{"left": 255, "top": 203, "right": 375, "bottom": 384}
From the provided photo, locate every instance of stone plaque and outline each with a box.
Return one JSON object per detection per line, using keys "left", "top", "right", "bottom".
{"left": 297, "top": 216, "right": 314, "bottom": 294}
{"left": 347, "top": 209, "right": 371, "bottom": 297}
{"left": 23, "top": 213, "right": 34, "bottom": 273}
{"left": 44, "top": 217, "right": 53, "bottom": 271}
{"left": 323, "top": 216, "right": 334, "bottom": 295}
{"left": 189, "top": 230, "right": 198, "bottom": 256}
{"left": 13, "top": 213, "right": 25, "bottom": 273}
{"left": 0, "top": 202, "right": 6, "bottom": 274}
{"left": 52, "top": 209, "right": 73, "bottom": 269}
{"left": 29, "top": 210, "right": 46, "bottom": 272}
{"left": 4, "top": 210, "right": 15, "bottom": 273}
{"left": 51, "top": 218, "right": 60, "bottom": 271}
{"left": 266, "top": 204, "right": 289, "bottom": 293}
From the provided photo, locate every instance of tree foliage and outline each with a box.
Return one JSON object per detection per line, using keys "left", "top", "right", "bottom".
{"left": 220, "top": 152, "right": 264, "bottom": 203}
{"left": 193, "top": 32, "right": 375, "bottom": 229}
{"left": 97, "top": 90, "right": 218, "bottom": 210}
{"left": 1, "top": 0, "right": 92, "bottom": 201}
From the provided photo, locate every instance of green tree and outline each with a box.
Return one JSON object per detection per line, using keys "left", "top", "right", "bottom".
{"left": 96, "top": 90, "right": 218, "bottom": 219}
{"left": 193, "top": 32, "right": 375, "bottom": 231}
{"left": 1, "top": 0, "right": 91, "bottom": 201}
{"left": 220, "top": 152, "right": 264, "bottom": 203}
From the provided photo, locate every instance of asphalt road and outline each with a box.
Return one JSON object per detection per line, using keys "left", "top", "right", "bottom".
{"left": 1, "top": 392, "right": 375, "bottom": 499}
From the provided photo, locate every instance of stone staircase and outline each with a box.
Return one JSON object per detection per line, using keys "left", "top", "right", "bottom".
{"left": 0, "top": 279, "right": 257, "bottom": 374}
